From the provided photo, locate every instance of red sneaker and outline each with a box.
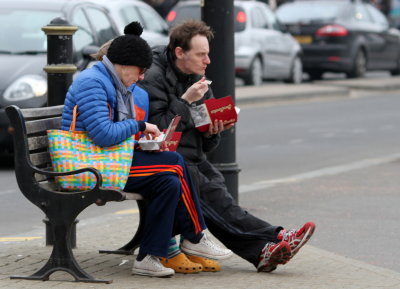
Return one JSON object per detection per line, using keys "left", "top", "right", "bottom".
{"left": 257, "top": 241, "right": 291, "bottom": 272}
{"left": 278, "top": 222, "right": 316, "bottom": 257}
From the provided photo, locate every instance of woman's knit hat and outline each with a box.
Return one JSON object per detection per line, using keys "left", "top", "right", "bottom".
{"left": 107, "top": 21, "right": 152, "bottom": 68}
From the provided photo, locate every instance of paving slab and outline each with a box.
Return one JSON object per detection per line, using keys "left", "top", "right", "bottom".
{"left": 235, "top": 83, "right": 349, "bottom": 105}
{"left": 315, "top": 76, "right": 400, "bottom": 90}
{"left": 1, "top": 209, "right": 400, "bottom": 289}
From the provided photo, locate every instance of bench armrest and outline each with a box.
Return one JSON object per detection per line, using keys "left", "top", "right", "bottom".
{"left": 33, "top": 166, "right": 102, "bottom": 191}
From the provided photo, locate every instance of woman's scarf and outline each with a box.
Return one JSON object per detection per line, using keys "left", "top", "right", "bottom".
{"left": 102, "top": 55, "right": 136, "bottom": 121}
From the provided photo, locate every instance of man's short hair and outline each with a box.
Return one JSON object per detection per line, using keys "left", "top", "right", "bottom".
{"left": 168, "top": 19, "right": 214, "bottom": 53}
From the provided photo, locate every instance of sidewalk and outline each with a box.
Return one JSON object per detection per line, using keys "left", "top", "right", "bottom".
{"left": 1, "top": 208, "right": 400, "bottom": 289}
{"left": 2, "top": 76, "right": 400, "bottom": 288}
{"left": 235, "top": 75, "right": 400, "bottom": 105}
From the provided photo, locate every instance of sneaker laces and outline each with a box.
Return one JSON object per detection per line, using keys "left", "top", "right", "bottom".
{"left": 260, "top": 242, "right": 275, "bottom": 260}
{"left": 277, "top": 222, "right": 315, "bottom": 257}
{"left": 146, "top": 255, "right": 165, "bottom": 270}
{"left": 280, "top": 229, "right": 298, "bottom": 243}
{"left": 201, "top": 235, "right": 227, "bottom": 254}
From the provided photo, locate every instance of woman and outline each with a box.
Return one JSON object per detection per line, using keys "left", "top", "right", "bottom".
{"left": 91, "top": 38, "right": 223, "bottom": 275}
{"left": 61, "top": 22, "right": 232, "bottom": 278}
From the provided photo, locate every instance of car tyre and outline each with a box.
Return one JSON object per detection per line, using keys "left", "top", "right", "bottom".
{"left": 308, "top": 71, "right": 323, "bottom": 81}
{"left": 390, "top": 57, "right": 400, "bottom": 76}
{"left": 244, "top": 57, "right": 263, "bottom": 86}
{"left": 284, "top": 56, "right": 303, "bottom": 84}
{"left": 347, "top": 49, "right": 366, "bottom": 78}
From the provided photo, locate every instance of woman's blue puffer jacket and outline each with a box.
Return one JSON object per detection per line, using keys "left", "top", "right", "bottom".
{"left": 61, "top": 62, "right": 144, "bottom": 147}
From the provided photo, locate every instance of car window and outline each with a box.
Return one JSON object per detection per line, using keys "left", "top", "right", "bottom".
{"left": 354, "top": 3, "right": 373, "bottom": 22}
{"left": 169, "top": 4, "right": 245, "bottom": 32}
{"left": 276, "top": 2, "right": 347, "bottom": 23}
{"left": 366, "top": 4, "right": 389, "bottom": 28}
{"left": 120, "top": 5, "right": 142, "bottom": 26}
{"left": 85, "top": 7, "right": 116, "bottom": 45}
{"left": 251, "top": 7, "right": 269, "bottom": 29}
{"left": 0, "top": 8, "right": 60, "bottom": 53}
{"left": 261, "top": 4, "right": 282, "bottom": 31}
{"left": 171, "top": 5, "right": 201, "bottom": 27}
{"left": 137, "top": 6, "right": 167, "bottom": 34}
{"left": 72, "top": 8, "right": 95, "bottom": 51}
{"left": 71, "top": 7, "right": 95, "bottom": 56}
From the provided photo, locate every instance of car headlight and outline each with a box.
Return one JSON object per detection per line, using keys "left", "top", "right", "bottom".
{"left": 4, "top": 75, "right": 47, "bottom": 101}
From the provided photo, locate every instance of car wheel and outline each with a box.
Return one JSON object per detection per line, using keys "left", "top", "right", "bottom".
{"left": 347, "top": 49, "right": 366, "bottom": 78}
{"left": 308, "top": 71, "right": 323, "bottom": 81}
{"left": 390, "top": 57, "right": 400, "bottom": 76}
{"left": 285, "top": 56, "right": 303, "bottom": 84}
{"left": 244, "top": 57, "right": 263, "bottom": 86}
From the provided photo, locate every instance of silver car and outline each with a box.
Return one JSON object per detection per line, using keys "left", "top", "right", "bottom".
{"left": 0, "top": 0, "right": 120, "bottom": 152}
{"left": 89, "top": 0, "right": 169, "bottom": 47}
{"left": 166, "top": 0, "right": 303, "bottom": 85}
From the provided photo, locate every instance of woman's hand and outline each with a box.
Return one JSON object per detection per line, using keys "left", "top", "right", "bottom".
{"left": 141, "top": 123, "right": 169, "bottom": 153}
{"left": 143, "top": 122, "right": 161, "bottom": 140}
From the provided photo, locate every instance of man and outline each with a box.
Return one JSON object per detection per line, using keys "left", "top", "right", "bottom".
{"left": 139, "top": 19, "right": 315, "bottom": 273}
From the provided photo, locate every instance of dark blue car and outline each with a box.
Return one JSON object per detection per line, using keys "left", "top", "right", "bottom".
{"left": 276, "top": 0, "right": 400, "bottom": 80}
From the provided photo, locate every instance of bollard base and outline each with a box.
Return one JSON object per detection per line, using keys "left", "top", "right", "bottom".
{"left": 212, "top": 162, "right": 241, "bottom": 202}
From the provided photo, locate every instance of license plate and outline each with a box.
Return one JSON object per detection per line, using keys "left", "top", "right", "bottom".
{"left": 294, "top": 35, "right": 312, "bottom": 44}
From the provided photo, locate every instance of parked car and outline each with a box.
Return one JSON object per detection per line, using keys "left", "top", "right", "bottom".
{"left": 166, "top": 0, "right": 303, "bottom": 86}
{"left": 390, "top": 0, "right": 400, "bottom": 29}
{"left": 0, "top": 0, "right": 120, "bottom": 152}
{"left": 276, "top": 0, "right": 400, "bottom": 80}
{"left": 88, "top": 0, "right": 169, "bottom": 47}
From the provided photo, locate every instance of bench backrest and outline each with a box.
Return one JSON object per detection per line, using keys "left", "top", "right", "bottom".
{"left": 7, "top": 104, "right": 142, "bottom": 205}
{"left": 6, "top": 105, "right": 64, "bottom": 196}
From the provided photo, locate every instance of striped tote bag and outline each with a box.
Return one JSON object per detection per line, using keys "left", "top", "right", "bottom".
{"left": 47, "top": 105, "right": 134, "bottom": 191}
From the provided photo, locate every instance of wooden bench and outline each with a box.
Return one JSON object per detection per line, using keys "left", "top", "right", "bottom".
{"left": 6, "top": 104, "right": 146, "bottom": 284}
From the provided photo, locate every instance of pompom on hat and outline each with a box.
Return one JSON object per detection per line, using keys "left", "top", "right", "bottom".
{"left": 106, "top": 21, "right": 152, "bottom": 68}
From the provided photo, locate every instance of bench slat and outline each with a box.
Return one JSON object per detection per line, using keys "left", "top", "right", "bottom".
{"left": 21, "top": 105, "right": 64, "bottom": 119}
{"left": 25, "top": 117, "right": 62, "bottom": 135}
{"left": 35, "top": 172, "right": 54, "bottom": 183}
{"left": 124, "top": 192, "right": 143, "bottom": 200}
{"left": 28, "top": 135, "right": 49, "bottom": 151}
{"left": 30, "top": 151, "right": 51, "bottom": 167}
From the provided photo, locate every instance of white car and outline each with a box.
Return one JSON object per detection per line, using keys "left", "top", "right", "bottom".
{"left": 166, "top": 0, "right": 303, "bottom": 85}
{"left": 90, "top": 0, "right": 169, "bottom": 47}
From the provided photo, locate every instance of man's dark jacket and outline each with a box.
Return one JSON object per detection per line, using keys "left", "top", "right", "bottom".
{"left": 139, "top": 46, "right": 220, "bottom": 164}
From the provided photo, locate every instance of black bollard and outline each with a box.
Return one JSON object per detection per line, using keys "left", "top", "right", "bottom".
{"left": 42, "top": 17, "right": 77, "bottom": 106}
{"left": 202, "top": 0, "right": 240, "bottom": 202}
{"left": 41, "top": 18, "right": 78, "bottom": 247}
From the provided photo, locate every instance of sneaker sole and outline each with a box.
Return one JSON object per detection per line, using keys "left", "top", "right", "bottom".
{"left": 132, "top": 269, "right": 174, "bottom": 278}
{"left": 291, "top": 222, "right": 316, "bottom": 257}
{"left": 181, "top": 247, "right": 233, "bottom": 261}
{"left": 257, "top": 242, "right": 291, "bottom": 273}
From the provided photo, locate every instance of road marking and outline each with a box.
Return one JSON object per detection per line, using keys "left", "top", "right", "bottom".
{"left": 0, "top": 237, "right": 42, "bottom": 242}
{"left": 114, "top": 209, "right": 139, "bottom": 215}
{"left": 239, "top": 152, "right": 400, "bottom": 194}
{"left": 0, "top": 210, "right": 139, "bottom": 243}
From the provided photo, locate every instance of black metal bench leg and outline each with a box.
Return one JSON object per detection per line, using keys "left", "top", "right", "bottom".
{"left": 11, "top": 223, "right": 112, "bottom": 284}
{"left": 99, "top": 200, "right": 147, "bottom": 255}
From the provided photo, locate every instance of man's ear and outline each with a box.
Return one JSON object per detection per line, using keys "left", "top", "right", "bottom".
{"left": 175, "top": 47, "right": 184, "bottom": 60}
